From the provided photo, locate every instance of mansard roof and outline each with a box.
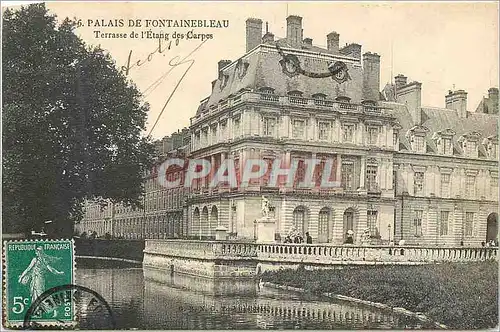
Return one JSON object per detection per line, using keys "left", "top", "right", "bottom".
{"left": 196, "top": 44, "right": 363, "bottom": 115}
{"left": 384, "top": 101, "right": 498, "bottom": 157}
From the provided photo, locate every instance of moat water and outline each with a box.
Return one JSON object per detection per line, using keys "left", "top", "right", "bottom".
{"left": 76, "top": 259, "right": 430, "bottom": 329}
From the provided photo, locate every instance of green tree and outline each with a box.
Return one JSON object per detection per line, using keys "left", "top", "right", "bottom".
{"left": 2, "top": 4, "right": 156, "bottom": 237}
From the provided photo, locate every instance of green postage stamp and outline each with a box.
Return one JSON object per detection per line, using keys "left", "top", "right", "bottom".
{"left": 3, "top": 239, "right": 75, "bottom": 327}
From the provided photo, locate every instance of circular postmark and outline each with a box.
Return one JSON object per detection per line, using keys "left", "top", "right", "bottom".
{"left": 23, "top": 284, "right": 116, "bottom": 330}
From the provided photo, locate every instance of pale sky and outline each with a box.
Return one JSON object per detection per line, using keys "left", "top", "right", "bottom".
{"left": 4, "top": 1, "right": 499, "bottom": 139}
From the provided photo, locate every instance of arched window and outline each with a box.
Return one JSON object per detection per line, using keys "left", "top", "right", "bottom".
{"left": 193, "top": 207, "right": 200, "bottom": 237}
{"left": 201, "top": 206, "right": 209, "bottom": 237}
{"left": 287, "top": 90, "right": 303, "bottom": 97}
{"left": 211, "top": 206, "right": 219, "bottom": 231}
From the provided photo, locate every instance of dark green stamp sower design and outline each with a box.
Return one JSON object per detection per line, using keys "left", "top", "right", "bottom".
{"left": 3, "top": 239, "right": 75, "bottom": 326}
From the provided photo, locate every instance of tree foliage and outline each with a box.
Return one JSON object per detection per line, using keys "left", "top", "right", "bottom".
{"left": 2, "top": 4, "right": 156, "bottom": 237}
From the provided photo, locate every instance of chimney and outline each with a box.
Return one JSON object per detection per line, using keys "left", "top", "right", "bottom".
{"left": 362, "top": 52, "right": 381, "bottom": 102}
{"left": 396, "top": 81, "right": 422, "bottom": 125}
{"left": 327, "top": 31, "right": 339, "bottom": 53}
{"left": 286, "top": 15, "right": 303, "bottom": 48}
{"left": 246, "top": 18, "right": 263, "bottom": 52}
{"left": 394, "top": 74, "right": 407, "bottom": 91}
{"left": 445, "top": 89, "right": 468, "bottom": 118}
{"left": 339, "top": 43, "right": 362, "bottom": 59}
{"left": 218, "top": 60, "right": 231, "bottom": 73}
{"left": 488, "top": 87, "right": 499, "bottom": 114}
{"left": 262, "top": 32, "right": 275, "bottom": 44}
{"left": 303, "top": 37, "right": 313, "bottom": 46}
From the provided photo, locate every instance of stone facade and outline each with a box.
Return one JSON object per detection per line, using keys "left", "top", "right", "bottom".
{"left": 79, "top": 15, "right": 498, "bottom": 247}
{"left": 76, "top": 129, "right": 190, "bottom": 239}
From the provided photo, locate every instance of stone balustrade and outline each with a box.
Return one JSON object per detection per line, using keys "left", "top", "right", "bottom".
{"left": 144, "top": 239, "right": 258, "bottom": 261}
{"left": 192, "top": 91, "right": 390, "bottom": 125}
{"left": 145, "top": 240, "right": 498, "bottom": 266}
{"left": 257, "top": 244, "right": 498, "bottom": 265}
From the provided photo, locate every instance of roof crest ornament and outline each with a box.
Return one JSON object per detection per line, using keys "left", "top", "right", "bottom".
{"left": 275, "top": 43, "right": 351, "bottom": 83}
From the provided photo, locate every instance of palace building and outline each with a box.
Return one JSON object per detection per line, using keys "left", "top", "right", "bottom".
{"left": 78, "top": 16, "right": 499, "bottom": 246}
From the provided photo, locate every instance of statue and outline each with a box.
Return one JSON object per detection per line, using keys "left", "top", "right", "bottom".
{"left": 261, "top": 195, "right": 269, "bottom": 218}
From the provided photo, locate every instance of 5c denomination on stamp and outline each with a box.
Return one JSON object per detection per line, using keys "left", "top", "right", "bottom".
{"left": 3, "top": 239, "right": 75, "bottom": 328}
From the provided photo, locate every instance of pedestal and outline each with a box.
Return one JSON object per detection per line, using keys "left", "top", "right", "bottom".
{"left": 215, "top": 226, "right": 228, "bottom": 241}
{"left": 255, "top": 217, "right": 276, "bottom": 243}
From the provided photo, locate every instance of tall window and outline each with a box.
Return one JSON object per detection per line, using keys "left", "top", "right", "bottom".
{"left": 233, "top": 116, "right": 241, "bottom": 137}
{"left": 414, "top": 172, "right": 424, "bottom": 196}
{"left": 318, "top": 121, "right": 331, "bottom": 141}
{"left": 367, "top": 127, "right": 379, "bottom": 145}
{"left": 292, "top": 119, "right": 306, "bottom": 139}
{"left": 202, "top": 129, "right": 208, "bottom": 146}
{"left": 465, "top": 212, "right": 474, "bottom": 237}
{"left": 490, "top": 143, "right": 498, "bottom": 159}
{"left": 341, "top": 162, "right": 354, "bottom": 190}
{"left": 440, "top": 211, "right": 449, "bottom": 236}
{"left": 195, "top": 132, "right": 201, "bottom": 149}
{"left": 464, "top": 141, "right": 477, "bottom": 158}
{"left": 413, "top": 135, "right": 425, "bottom": 152}
{"left": 414, "top": 210, "right": 423, "bottom": 237}
{"left": 342, "top": 124, "right": 355, "bottom": 143}
{"left": 220, "top": 121, "right": 227, "bottom": 140}
{"left": 441, "top": 173, "right": 451, "bottom": 197}
{"left": 263, "top": 117, "right": 276, "bottom": 137}
{"left": 293, "top": 207, "right": 306, "bottom": 234}
{"left": 466, "top": 175, "right": 476, "bottom": 197}
{"left": 491, "top": 177, "right": 499, "bottom": 198}
{"left": 366, "top": 165, "right": 378, "bottom": 192}
{"left": 393, "top": 132, "right": 399, "bottom": 149}
{"left": 318, "top": 209, "right": 330, "bottom": 242}
{"left": 367, "top": 210, "right": 378, "bottom": 236}
{"left": 442, "top": 138, "right": 452, "bottom": 155}
{"left": 211, "top": 126, "right": 218, "bottom": 144}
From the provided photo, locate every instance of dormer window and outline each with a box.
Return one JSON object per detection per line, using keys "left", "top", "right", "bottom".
{"left": 464, "top": 141, "right": 477, "bottom": 157}
{"left": 406, "top": 125, "right": 429, "bottom": 153}
{"left": 336, "top": 96, "right": 351, "bottom": 103}
{"left": 287, "top": 90, "right": 303, "bottom": 97}
{"left": 312, "top": 93, "right": 327, "bottom": 100}
{"left": 433, "top": 129, "right": 455, "bottom": 156}
{"left": 361, "top": 100, "right": 377, "bottom": 107}
{"left": 258, "top": 87, "right": 275, "bottom": 94}
{"left": 442, "top": 137, "right": 452, "bottom": 155}
{"left": 413, "top": 135, "right": 425, "bottom": 152}
{"left": 459, "top": 132, "right": 481, "bottom": 158}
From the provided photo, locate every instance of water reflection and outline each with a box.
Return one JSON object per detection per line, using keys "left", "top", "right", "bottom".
{"left": 76, "top": 261, "right": 429, "bottom": 329}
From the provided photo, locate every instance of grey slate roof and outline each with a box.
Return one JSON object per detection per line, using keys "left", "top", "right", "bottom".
{"left": 198, "top": 44, "right": 364, "bottom": 114}
{"left": 382, "top": 101, "right": 498, "bottom": 157}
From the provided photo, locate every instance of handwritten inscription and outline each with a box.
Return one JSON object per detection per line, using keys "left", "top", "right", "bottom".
{"left": 121, "top": 38, "right": 208, "bottom": 135}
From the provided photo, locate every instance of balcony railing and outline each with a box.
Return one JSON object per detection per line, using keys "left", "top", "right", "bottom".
{"left": 288, "top": 96, "right": 308, "bottom": 105}
{"left": 192, "top": 91, "right": 393, "bottom": 126}
{"left": 145, "top": 240, "right": 498, "bottom": 265}
{"left": 339, "top": 102, "right": 357, "bottom": 110}
{"left": 259, "top": 93, "right": 279, "bottom": 102}
{"left": 314, "top": 99, "right": 334, "bottom": 107}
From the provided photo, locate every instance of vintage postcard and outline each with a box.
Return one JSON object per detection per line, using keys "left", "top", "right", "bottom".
{"left": 1, "top": 1, "right": 498, "bottom": 330}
